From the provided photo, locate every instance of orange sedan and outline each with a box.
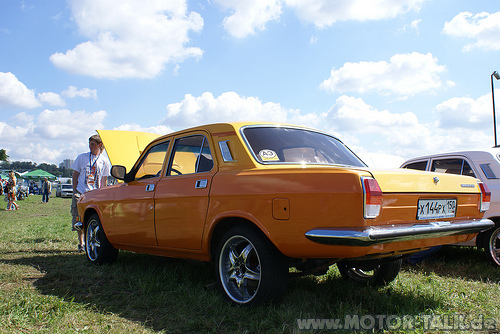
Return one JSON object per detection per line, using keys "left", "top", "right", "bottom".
{"left": 77, "top": 122, "right": 493, "bottom": 305}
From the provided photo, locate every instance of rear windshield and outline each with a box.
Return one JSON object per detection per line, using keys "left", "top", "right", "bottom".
{"left": 242, "top": 126, "right": 366, "bottom": 167}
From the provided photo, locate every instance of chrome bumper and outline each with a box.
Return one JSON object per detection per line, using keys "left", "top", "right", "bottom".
{"left": 305, "top": 219, "right": 494, "bottom": 246}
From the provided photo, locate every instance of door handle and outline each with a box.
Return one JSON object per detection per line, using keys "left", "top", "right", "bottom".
{"left": 146, "top": 184, "right": 155, "bottom": 192}
{"left": 195, "top": 179, "right": 208, "bottom": 189}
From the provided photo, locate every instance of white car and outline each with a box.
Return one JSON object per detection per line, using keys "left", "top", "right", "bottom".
{"left": 401, "top": 148, "right": 500, "bottom": 266}
{"left": 56, "top": 184, "right": 73, "bottom": 198}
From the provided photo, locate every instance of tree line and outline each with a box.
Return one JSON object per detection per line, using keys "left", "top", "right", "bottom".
{"left": 0, "top": 160, "right": 73, "bottom": 178}
{"left": 1, "top": 149, "right": 72, "bottom": 178}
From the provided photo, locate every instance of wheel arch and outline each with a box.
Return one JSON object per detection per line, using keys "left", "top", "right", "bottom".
{"left": 208, "top": 216, "right": 278, "bottom": 262}
{"left": 83, "top": 207, "right": 100, "bottom": 227}
{"left": 477, "top": 216, "right": 500, "bottom": 248}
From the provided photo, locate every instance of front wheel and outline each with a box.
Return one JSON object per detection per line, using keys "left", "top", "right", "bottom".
{"left": 215, "top": 225, "right": 288, "bottom": 305}
{"left": 483, "top": 224, "right": 500, "bottom": 267}
{"left": 85, "top": 213, "right": 118, "bottom": 265}
{"left": 337, "top": 258, "right": 402, "bottom": 286}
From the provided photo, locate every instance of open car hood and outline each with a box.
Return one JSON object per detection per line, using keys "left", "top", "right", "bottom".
{"left": 97, "top": 130, "right": 161, "bottom": 171}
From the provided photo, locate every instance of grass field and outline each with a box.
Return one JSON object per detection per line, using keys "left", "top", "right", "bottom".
{"left": 0, "top": 195, "right": 499, "bottom": 333}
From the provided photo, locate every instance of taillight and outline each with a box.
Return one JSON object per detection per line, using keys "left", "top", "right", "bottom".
{"left": 478, "top": 182, "right": 491, "bottom": 212}
{"left": 363, "top": 177, "right": 382, "bottom": 218}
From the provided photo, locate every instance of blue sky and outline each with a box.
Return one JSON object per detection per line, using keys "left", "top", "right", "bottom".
{"left": 1, "top": 0, "right": 500, "bottom": 167}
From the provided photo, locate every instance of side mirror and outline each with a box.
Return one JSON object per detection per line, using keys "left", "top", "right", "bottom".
{"left": 111, "top": 165, "right": 127, "bottom": 180}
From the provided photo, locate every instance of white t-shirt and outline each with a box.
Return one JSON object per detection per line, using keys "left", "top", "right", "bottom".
{"left": 72, "top": 151, "right": 111, "bottom": 194}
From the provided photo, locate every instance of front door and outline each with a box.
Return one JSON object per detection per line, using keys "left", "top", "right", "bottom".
{"left": 113, "top": 140, "right": 170, "bottom": 245}
{"left": 154, "top": 133, "right": 215, "bottom": 249}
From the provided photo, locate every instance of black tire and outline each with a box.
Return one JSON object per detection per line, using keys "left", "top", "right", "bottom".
{"left": 215, "top": 225, "right": 288, "bottom": 305}
{"left": 337, "top": 258, "right": 402, "bottom": 286}
{"left": 482, "top": 223, "right": 500, "bottom": 267}
{"left": 85, "top": 213, "right": 118, "bottom": 265}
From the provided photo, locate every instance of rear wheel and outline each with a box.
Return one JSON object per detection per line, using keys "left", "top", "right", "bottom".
{"left": 483, "top": 223, "right": 500, "bottom": 267}
{"left": 215, "top": 225, "right": 288, "bottom": 305}
{"left": 85, "top": 213, "right": 118, "bottom": 265}
{"left": 337, "top": 258, "right": 402, "bottom": 286}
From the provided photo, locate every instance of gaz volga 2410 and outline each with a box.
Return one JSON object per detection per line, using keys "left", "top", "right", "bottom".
{"left": 76, "top": 122, "right": 494, "bottom": 305}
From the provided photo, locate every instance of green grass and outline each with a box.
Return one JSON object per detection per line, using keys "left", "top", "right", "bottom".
{"left": 1, "top": 195, "right": 499, "bottom": 333}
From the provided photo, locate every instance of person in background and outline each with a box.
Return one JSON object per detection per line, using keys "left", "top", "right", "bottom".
{"left": 71, "top": 134, "right": 111, "bottom": 252}
{"left": 6, "top": 171, "right": 20, "bottom": 211}
{"left": 41, "top": 177, "right": 52, "bottom": 203}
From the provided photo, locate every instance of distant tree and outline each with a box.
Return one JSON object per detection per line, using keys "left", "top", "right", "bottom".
{"left": 0, "top": 159, "right": 73, "bottom": 177}
{"left": 0, "top": 149, "right": 7, "bottom": 162}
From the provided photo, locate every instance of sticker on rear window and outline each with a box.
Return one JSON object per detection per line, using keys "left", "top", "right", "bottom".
{"left": 259, "top": 149, "right": 279, "bottom": 161}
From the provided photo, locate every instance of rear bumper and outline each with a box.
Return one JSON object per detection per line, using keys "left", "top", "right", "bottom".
{"left": 305, "top": 218, "right": 494, "bottom": 246}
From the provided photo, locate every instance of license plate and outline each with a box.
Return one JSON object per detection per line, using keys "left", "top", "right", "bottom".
{"left": 417, "top": 199, "right": 456, "bottom": 220}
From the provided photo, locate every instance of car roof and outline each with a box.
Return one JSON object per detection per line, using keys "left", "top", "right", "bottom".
{"left": 402, "top": 148, "right": 500, "bottom": 166}
{"left": 97, "top": 122, "right": 311, "bottom": 170}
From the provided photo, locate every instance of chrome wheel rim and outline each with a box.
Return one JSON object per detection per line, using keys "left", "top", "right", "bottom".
{"left": 86, "top": 219, "right": 101, "bottom": 261}
{"left": 219, "top": 235, "right": 261, "bottom": 304}
{"left": 489, "top": 227, "right": 500, "bottom": 266}
{"left": 347, "top": 268, "right": 376, "bottom": 279}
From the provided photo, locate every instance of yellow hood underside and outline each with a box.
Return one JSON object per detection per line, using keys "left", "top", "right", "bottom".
{"left": 97, "top": 130, "right": 161, "bottom": 171}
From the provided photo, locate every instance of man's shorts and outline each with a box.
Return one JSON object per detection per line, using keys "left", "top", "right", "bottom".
{"left": 71, "top": 192, "right": 81, "bottom": 231}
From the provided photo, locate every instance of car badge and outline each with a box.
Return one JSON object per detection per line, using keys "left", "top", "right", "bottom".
{"left": 433, "top": 176, "right": 440, "bottom": 184}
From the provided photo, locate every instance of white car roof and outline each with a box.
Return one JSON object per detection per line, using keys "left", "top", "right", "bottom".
{"left": 402, "top": 148, "right": 500, "bottom": 166}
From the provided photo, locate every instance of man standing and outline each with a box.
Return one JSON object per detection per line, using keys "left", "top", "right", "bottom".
{"left": 41, "top": 177, "right": 52, "bottom": 203}
{"left": 71, "top": 134, "right": 111, "bottom": 252}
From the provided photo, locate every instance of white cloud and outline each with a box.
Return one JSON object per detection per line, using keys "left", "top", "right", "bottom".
{"left": 1, "top": 108, "right": 108, "bottom": 164}
{"left": 320, "top": 52, "right": 449, "bottom": 97}
{"left": 38, "top": 92, "right": 66, "bottom": 107}
{"left": 443, "top": 11, "right": 500, "bottom": 51}
{"left": 319, "top": 94, "right": 493, "bottom": 160}
{"left": 323, "top": 95, "right": 418, "bottom": 132}
{"left": 114, "top": 123, "right": 173, "bottom": 135}
{"left": 214, "top": 0, "right": 423, "bottom": 38}
{"left": 1, "top": 87, "right": 494, "bottom": 165}
{"left": 215, "top": 0, "right": 282, "bottom": 38}
{"left": 50, "top": 0, "right": 204, "bottom": 79}
{"left": 401, "top": 18, "right": 422, "bottom": 33}
{"left": 33, "top": 109, "right": 107, "bottom": 139}
{"left": 410, "top": 19, "right": 422, "bottom": 31}
{"left": 434, "top": 90, "right": 496, "bottom": 130}
{"left": 0, "top": 72, "right": 41, "bottom": 109}
{"left": 284, "top": 0, "right": 424, "bottom": 28}
{"left": 162, "top": 91, "right": 300, "bottom": 128}
{"left": 62, "top": 86, "right": 98, "bottom": 99}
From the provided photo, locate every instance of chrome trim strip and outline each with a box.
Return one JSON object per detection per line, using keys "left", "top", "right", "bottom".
{"left": 218, "top": 140, "right": 234, "bottom": 162}
{"left": 305, "top": 219, "right": 494, "bottom": 246}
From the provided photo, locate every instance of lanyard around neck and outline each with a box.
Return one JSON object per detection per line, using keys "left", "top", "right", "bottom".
{"left": 89, "top": 152, "right": 101, "bottom": 170}
{"left": 88, "top": 152, "right": 101, "bottom": 186}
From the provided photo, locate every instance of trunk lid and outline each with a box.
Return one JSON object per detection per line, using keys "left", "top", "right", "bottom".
{"left": 369, "top": 169, "right": 480, "bottom": 194}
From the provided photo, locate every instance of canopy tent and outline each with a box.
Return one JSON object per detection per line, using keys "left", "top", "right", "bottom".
{"left": 22, "top": 169, "right": 57, "bottom": 180}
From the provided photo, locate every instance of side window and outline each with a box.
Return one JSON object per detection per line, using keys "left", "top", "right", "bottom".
{"left": 480, "top": 164, "right": 497, "bottom": 179}
{"left": 461, "top": 160, "right": 476, "bottom": 177}
{"left": 134, "top": 141, "right": 170, "bottom": 180}
{"left": 431, "top": 158, "right": 476, "bottom": 177}
{"left": 403, "top": 161, "right": 428, "bottom": 171}
{"left": 168, "top": 135, "right": 214, "bottom": 176}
